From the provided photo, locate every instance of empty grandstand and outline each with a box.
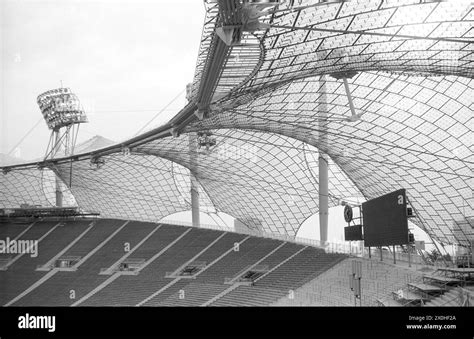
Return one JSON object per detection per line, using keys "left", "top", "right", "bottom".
{"left": 1, "top": 0, "right": 473, "bottom": 310}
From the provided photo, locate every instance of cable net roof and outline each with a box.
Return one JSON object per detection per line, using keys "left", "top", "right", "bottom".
{"left": 0, "top": 168, "right": 76, "bottom": 208}
{"left": 188, "top": 72, "right": 473, "bottom": 245}
{"left": 53, "top": 154, "right": 217, "bottom": 222}
{"left": 182, "top": 0, "right": 473, "bottom": 245}
{"left": 210, "top": 0, "right": 473, "bottom": 109}
{"left": 0, "top": 169, "right": 55, "bottom": 208}
{"left": 134, "top": 129, "right": 362, "bottom": 234}
{"left": 1, "top": 0, "right": 472, "bottom": 246}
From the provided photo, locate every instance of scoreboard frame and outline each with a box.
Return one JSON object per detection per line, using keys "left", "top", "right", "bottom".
{"left": 362, "top": 189, "right": 409, "bottom": 247}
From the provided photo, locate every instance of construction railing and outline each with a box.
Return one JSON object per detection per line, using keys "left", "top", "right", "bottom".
{"left": 162, "top": 219, "right": 437, "bottom": 266}
{"left": 162, "top": 219, "right": 352, "bottom": 254}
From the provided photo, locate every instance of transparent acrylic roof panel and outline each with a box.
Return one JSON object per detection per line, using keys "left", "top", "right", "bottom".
{"left": 0, "top": 168, "right": 77, "bottom": 209}
{"left": 0, "top": 169, "right": 54, "bottom": 208}
{"left": 54, "top": 154, "right": 194, "bottom": 222}
{"left": 134, "top": 129, "right": 335, "bottom": 235}
{"left": 188, "top": 72, "right": 473, "bottom": 245}
{"left": 216, "top": 0, "right": 473, "bottom": 106}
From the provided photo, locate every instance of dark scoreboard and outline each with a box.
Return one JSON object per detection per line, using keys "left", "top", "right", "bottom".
{"left": 362, "top": 189, "right": 409, "bottom": 247}
{"left": 344, "top": 225, "right": 363, "bottom": 241}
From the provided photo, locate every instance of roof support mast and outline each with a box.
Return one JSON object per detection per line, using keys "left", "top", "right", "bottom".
{"left": 186, "top": 84, "right": 201, "bottom": 228}
{"left": 319, "top": 153, "right": 329, "bottom": 243}
{"left": 189, "top": 133, "right": 201, "bottom": 228}
{"left": 318, "top": 76, "right": 329, "bottom": 244}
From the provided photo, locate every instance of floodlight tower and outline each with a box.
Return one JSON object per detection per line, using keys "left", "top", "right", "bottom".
{"left": 37, "top": 87, "right": 88, "bottom": 206}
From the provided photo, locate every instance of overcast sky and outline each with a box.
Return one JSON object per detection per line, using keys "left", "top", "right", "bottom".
{"left": 1, "top": 0, "right": 204, "bottom": 160}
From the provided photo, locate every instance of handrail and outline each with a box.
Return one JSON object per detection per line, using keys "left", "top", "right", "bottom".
{"left": 364, "top": 247, "right": 431, "bottom": 270}
{"left": 161, "top": 219, "right": 445, "bottom": 271}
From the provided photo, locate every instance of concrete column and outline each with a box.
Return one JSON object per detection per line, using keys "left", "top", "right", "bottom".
{"left": 318, "top": 75, "right": 329, "bottom": 244}
{"left": 55, "top": 176, "right": 63, "bottom": 207}
{"left": 319, "top": 153, "right": 329, "bottom": 243}
{"left": 190, "top": 174, "right": 200, "bottom": 227}
{"left": 471, "top": 239, "right": 474, "bottom": 268}
{"left": 189, "top": 132, "right": 200, "bottom": 227}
